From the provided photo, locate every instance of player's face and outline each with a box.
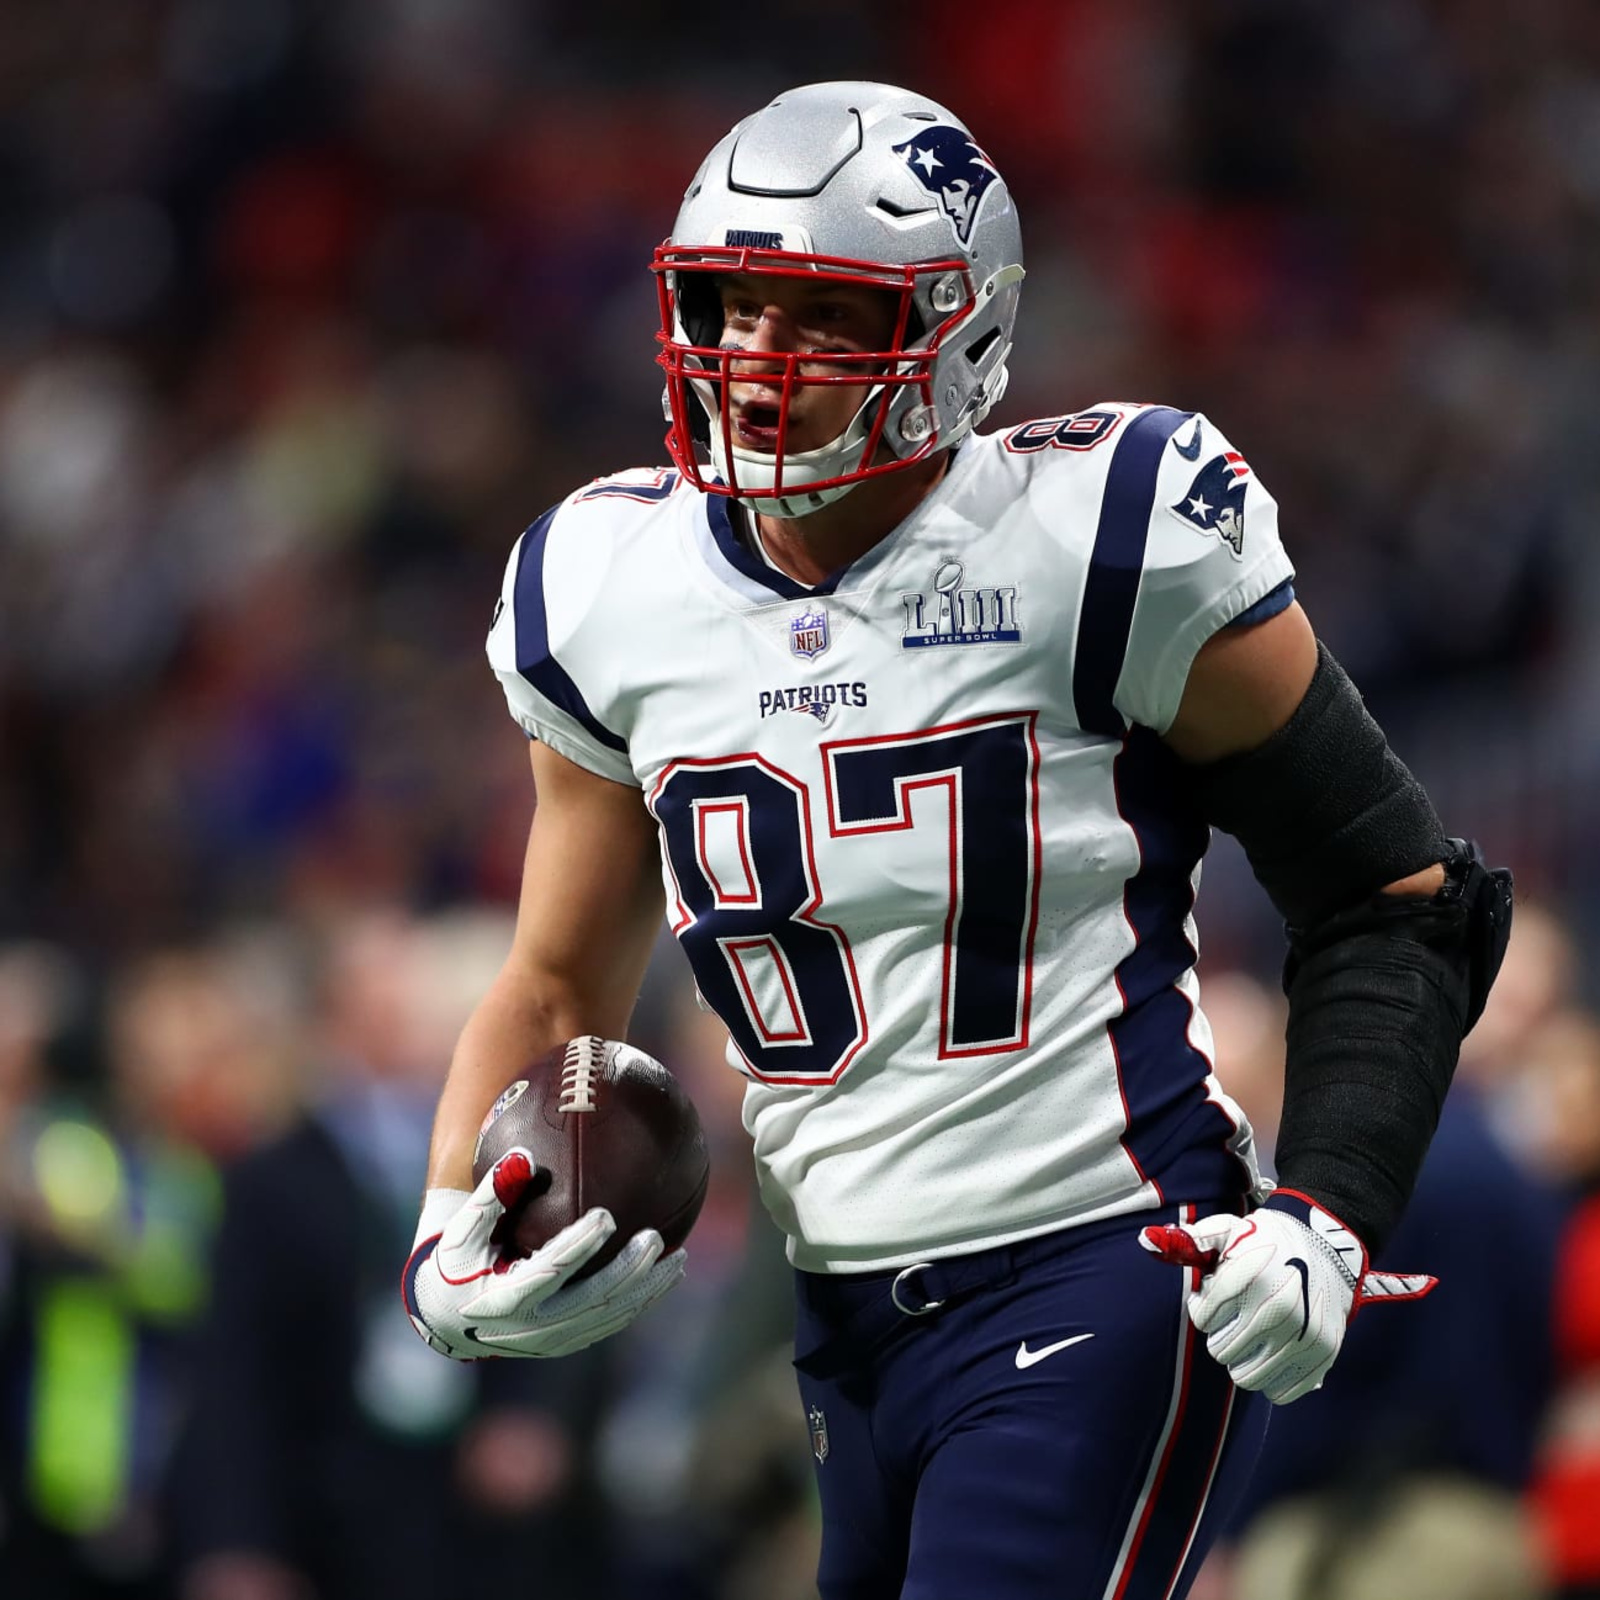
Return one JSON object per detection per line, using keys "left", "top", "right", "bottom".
{"left": 717, "top": 275, "right": 900, "bottom": 454}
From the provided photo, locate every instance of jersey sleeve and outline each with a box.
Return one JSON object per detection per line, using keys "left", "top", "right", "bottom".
{"left": 1111, "top": 409, "right": 1296, "bottom": 734}
{"left": 485, "top": 501, "right": 638, "bottom": 787}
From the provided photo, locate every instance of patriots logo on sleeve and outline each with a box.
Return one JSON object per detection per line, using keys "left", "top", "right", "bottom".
{"left": 1170, "top": 451, "right": 1250, "bottom": 558}
{"left": 891, "top": 127, "right": 999, "bottom": 247}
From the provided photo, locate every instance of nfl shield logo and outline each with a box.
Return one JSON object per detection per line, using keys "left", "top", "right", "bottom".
{"left": 808, "top": 1404, "right": 830, "bottom": 1464}
{"left": 790, "top": 606, "right": 830, "bottom": 660}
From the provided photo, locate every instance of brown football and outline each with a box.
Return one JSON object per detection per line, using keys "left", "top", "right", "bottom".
{"left": 471, "top": 1035, "right": 710, "bottom": 1280}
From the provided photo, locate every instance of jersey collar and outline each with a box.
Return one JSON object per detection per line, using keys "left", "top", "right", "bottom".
{"left": 698, "top": 448, "right": 973, "bottom": 605}
{"left": 705, "top": 495, "right": 822, "bottom": 600}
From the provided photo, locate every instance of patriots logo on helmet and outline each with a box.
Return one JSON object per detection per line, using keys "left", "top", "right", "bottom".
{"left": 1170, "top": 451, "right": 1251, "bottom": 558}
{"left": 892, "top": 127, "right": 999, "bottom": 247}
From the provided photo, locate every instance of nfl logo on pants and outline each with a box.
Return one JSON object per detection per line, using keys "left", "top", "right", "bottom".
{"left": 809, "top": 1404, "right": 830, "bottom": 1464}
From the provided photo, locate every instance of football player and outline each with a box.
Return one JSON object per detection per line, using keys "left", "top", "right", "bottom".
{"left": 403, "top": 82, "right": 1513, "bottom": 1599}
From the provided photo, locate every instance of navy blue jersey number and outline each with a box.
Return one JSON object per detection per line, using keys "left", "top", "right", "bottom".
{"left": 824, "top": 714, "right": 1041, "bottom": 1058}
{"left": 1002, "top": 410, "right": 1122, "bottom": 454}
{"left": 576, "top": 468, "right": 681, "bottom": 504}
{"left": 650, "top": 715, "right": 1040, "bottom": 1082}
{"left": 649, "top": 757, "right": 867, "bottom": 1085}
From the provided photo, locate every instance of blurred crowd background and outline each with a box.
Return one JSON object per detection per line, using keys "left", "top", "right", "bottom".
{"left": 1, "top": 1, "right": 1598, "bottom": 1597}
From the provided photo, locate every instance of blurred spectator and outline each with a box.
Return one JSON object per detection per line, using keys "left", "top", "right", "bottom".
{"left": 1524, "top": 1010, "right": 1600, "bottom": 1600}
{"left": 169, "top": 906, "right": 610, "bottom": 1600}
{"left": 1460, "top": 901, "right": 1585, "bottom": 1163}
{"left": 0, "top": 944, "right": 79, "bottom": 1311}
{"left": 2, "top": 1, "right": 1596, "bottom": 974}
{"left": 1196, "top": 969, "right": 1288, "bottom": 1183}
{"left": 0, "top": 4, "right": 1596, "bottom": 1597}
{"left": 588, "top": 976, "right": 784, "bottom": 1600}
{"left": 686, "top": 1343, "right": 822, "bottom": 1600}
{"left": 1205, "top": 953, "right": 1564, "bottom": 1600}
{"left": 676, "top": 995, "right": 824, "bottom": 1600}
{"left": 0, "top": 940, "right": 276, "bottom": 1598}
{"left": 1231, "top": 1478, "right": 1549, "bottom": 1600}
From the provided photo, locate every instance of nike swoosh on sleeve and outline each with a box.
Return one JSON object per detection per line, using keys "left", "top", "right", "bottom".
{"left": 1173, "top": 416, "right": 1203, "bottom": 460}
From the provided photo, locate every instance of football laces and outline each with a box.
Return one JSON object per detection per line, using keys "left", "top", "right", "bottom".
{"left": 558, "top": 1035, "right": 604, "bottom": 1114}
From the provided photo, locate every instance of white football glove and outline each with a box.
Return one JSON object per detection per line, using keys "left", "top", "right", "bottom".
{"left": 402, "top": 1148, "right": 686, "bottom": 1360}
{"left": 1140, "top": 1191, "right": 1436, "bottom": 1405}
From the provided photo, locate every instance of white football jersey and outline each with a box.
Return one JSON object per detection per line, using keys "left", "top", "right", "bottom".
{"left": 488, "top": 403, "right": 1296, "bottom": 1272}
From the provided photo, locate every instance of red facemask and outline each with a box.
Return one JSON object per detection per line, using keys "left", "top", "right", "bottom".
{"left": 651, "top": 244, "right": 976, "bottom": 508}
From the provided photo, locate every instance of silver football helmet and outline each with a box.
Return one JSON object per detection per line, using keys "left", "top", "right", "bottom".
{"left": 652, "top": 81, "right": 1025, "bottom": 516}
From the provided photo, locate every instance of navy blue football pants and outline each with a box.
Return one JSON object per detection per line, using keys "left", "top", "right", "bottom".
{"left": 792, "top": 1206, "right": 1270, "bottom": 1600}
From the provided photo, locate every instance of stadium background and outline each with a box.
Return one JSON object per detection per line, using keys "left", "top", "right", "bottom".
{"left": 0, "top": 2, "right": 1597, "bottom": 1597}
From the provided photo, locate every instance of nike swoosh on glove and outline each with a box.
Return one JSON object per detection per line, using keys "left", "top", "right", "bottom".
{"left": 401, "top": 1148, "right": 686, "bottom": 1360}
{"left": 1139, "top": 1190, "right": 1436, "bottom": 1404}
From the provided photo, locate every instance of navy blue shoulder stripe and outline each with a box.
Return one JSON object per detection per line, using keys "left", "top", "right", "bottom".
{"left": 1072, "top": 406, "right": 1190, "bottom": 738}
{"left": 511, "top": 506, "right": 628, "bottom": 754}
{"left": 1228, "top": 578, "right": 1295, "bottom": 631}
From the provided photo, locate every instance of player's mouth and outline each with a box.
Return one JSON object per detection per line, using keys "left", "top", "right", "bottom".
{"left": 734, "top": 401, "right": 785, "bottom": 450}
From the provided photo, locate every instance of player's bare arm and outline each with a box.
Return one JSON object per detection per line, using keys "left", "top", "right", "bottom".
{"left": 425, "top": 738, "right": 663, "bottom": 1192}
{"left": 404, "top": 739, "right": 679, "bottom": 1362}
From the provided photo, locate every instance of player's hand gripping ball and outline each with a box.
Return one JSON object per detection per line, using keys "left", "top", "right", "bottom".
{"left": 473, "top": 1035, "right": 711, "bottom": 1280}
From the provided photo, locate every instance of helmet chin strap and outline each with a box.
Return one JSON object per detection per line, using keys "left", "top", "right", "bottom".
{"left": 692, "top": 345, "right": 1013, "bottom": 519}
{"left": 717, "top": 447, "right": 862, "bottom": 518}
{"left": 761, "top": 484, "right": 856, "bottom": 518}
{"left": 702, "top": 385, "right": 888, "bottom": 518}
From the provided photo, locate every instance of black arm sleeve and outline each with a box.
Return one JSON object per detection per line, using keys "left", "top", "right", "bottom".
{"left": 1271, "top": 842, "right": 1512, "bottom": 1252}
{"left": 1187, "top": 645, "right": 1514, "bottom": 1254}
{"left": 1192, "top": 642, "right": 1448, "bottom": 927}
